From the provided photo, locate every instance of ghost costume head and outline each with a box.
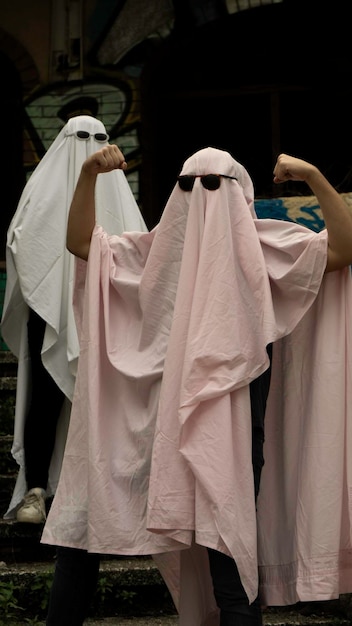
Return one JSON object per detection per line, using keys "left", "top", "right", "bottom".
{"left": 178, "top": 146, "right": 256, "bottom": 218}
{"left": 147, "top": 147, "right": 259, "bottom": 295}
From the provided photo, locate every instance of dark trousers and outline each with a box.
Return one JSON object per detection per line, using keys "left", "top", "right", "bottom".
{"left": 46, "top": 547, "right": 100, "bottom": 626}
{"left": 24, "top": 309, "right": 65, "bottom": 490}
{"left": 46, "top": 348, "right": 272, "bottom": 626}
{"left": 207, "top": 549, "right": 263, "bottom": 626}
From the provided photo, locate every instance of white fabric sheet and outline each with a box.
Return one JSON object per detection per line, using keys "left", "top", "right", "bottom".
{"left": 1, "top": 115, "right": 147, "bottom": 517}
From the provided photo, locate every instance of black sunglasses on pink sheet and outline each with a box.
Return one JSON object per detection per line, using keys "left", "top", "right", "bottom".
{"left": 177, "top": 173, "right": 238, "bottom": 191}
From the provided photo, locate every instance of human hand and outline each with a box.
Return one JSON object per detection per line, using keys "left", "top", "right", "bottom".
{"left": 82, "top": 144, "right": 127, "bottom": 177}
{"left": 273, "top": 153, "right": 318, "bottom": 184}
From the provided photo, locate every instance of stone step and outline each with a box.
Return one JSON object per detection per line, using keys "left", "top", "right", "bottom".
{"left": 0, "top": 392, "right": 15, "bottom": 433}
{"left": 58, "top": 619, "right": 179, "bottom": 625}
{"left": 0, "top": 351, "right": 17, "bottom": 435}
{"left": 82, "top": 613, "right": 351, "bottom": 626}
{"left": 0, "top": 351, "right": 18, "bottom": 520}
{"left": 0, "top": 434, "right": 16, "bottom": 469}
{"left": 3, "top": 617, "right": 350, "bottom": 626}
{"left": 0, "top": 435, "right": 21, "bottom": 517}
{"left": 0, "top": 473, "right": 17, "bottom": 520}
{"left": 0, "top": 350, "right": 18, "bottom": 377}
{"left": 5, "top": 615, "right": 180, "bottom": 626}
{"left": 1, "top": 514, "right": 350, "bottom": 626}
{"left": 0, "top": 556, "right": 351, "bottom": 626}
{"left": 0, "top": 518, "right": 56, "bottom": 562}
{"left": 1, "top": 522, "right": 350, "bottom": 626}
{"left": 0, "top": 555, "right": 177, "bottom": 623}
{"left": 0, "top": 375, "right": 17, "bottom": 391}
{"left": 1, "top": 525, "right": 349, "bottom": 626}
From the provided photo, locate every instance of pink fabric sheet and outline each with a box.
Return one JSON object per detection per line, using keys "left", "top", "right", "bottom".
{"left": 41, "top": 147, "right": 352, "bottom": 623}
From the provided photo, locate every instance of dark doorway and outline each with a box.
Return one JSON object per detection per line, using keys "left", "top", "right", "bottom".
{"left": 0, "top": 52, "right": 25, "bottom": 261}
{"left": 140, "top": 2, "right": 352, "bottom": 228}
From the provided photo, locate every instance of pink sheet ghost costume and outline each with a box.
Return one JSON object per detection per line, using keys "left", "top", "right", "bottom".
{"left": 41, "top": 146, "right": 352, "bottom": 625}
{"left": 1, "top": 115, "right": 147, "bottom": 523}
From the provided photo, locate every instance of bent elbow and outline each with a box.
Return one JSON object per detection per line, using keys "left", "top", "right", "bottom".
{"left": 325, "top": 247, "right": 352, "bottom": 273}
{"left": 66, "top": 237, "right": 89, "bottom": 261}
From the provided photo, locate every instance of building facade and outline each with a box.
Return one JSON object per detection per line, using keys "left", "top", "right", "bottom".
{"left": 0, "top": 0, "right": 351, "bottom": 263}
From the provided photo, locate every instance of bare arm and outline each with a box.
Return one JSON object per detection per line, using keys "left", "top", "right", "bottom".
{"left": 273, "top": 154, "right": 352, "bottom": 272}
{"left": 67, "top": 144, "right": 127, "bottom": 260}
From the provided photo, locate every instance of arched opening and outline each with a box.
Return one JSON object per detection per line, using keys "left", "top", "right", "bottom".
{"left": 0, "top": 27, "right": 39, "bottom": 263}
{"left": 0, "top": 50, "right": 25, "bottom": 261}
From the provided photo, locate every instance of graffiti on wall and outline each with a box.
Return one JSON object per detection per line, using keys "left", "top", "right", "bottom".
{"left": 23, "top": 77, "right": 141, "bottom": 200}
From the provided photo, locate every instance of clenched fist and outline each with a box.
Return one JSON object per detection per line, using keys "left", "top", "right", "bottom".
{"left": 273, "top": 153, "right": 318, "bottom": 184}
{"left": 82, "top": 144, "right": 127, "bottom": 177}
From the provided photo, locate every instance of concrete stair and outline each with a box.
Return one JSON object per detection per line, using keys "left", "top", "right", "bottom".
{"left": 0, "top": 350, "right": 351, "bottom": 625}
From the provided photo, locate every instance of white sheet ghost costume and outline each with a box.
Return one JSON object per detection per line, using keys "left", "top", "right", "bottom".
{"left": 1, "top": 115, "right": 147, "bottom": 518}
{"left": 42, "top": 146, "right": 352, "bottom": 624}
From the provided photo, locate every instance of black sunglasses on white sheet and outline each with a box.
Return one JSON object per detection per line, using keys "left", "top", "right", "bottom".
{"left": 66, "top": 130, "right": 109, "bottom": 142}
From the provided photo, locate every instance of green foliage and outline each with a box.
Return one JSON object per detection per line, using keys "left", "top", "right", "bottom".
{"left": 116, "top": 588, "right": 137, "bottom": 606}
{"left": 96, "top": 575, "right": 113, "bottom": 604}
{"left": 26, "top": 573, "right": 52, "bottom": 612}
{"left": 0, "top": 573, "right": 52, "bottom": 623}
{"left": 0, "top": 579, "right": 24, "bottom": 621}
